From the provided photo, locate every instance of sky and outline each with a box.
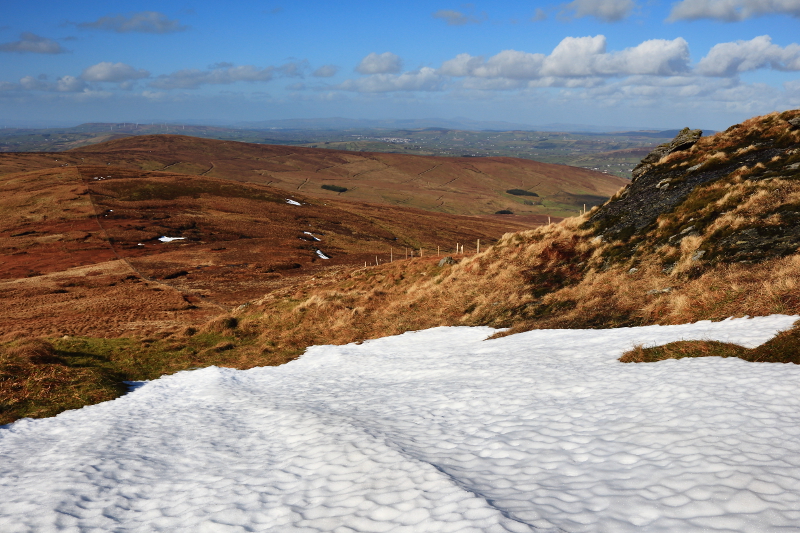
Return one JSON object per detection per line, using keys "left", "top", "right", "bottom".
{"left": 1, "top": 0, "right": 799, "bottom": 130}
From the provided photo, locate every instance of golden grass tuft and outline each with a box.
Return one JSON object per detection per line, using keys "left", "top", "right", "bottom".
{"left": 620, "top": 321, "right": 800, "bottom": 364}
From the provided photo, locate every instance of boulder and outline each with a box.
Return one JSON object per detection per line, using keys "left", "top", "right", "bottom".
{"left": 788, "top": 117, "right": 800, "bottom": 130}
{"left": 438, "top": 256, "right": 457, "bottom": 267}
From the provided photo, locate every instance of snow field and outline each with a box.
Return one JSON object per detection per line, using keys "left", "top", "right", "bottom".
{"left": 1, "top": 315, "right": 799, "bottom": 532}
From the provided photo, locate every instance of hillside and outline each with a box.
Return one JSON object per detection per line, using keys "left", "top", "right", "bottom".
{"left": 222, "top": 109, "right": 800, "bottom": 355}
{"left": 2, "top": 109, "right": 799, "bottom": 424}
{"left": 0, "top": 165, "right": 538, "bottom": 340}
{"left": 0, "top": 135, "right": 627, "bottom": 218}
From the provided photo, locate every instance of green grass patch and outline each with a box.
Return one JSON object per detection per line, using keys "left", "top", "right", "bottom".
{"left": 0, "top": 330, "right": 275, "bottom": 426}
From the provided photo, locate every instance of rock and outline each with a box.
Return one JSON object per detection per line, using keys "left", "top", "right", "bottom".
{"left": 628, "top": 267, "right": 639, "bottom": 274}
{"left": 631, "top": 128, "right": 702, "bottom": 182}
{"left": 692, "top": 250, "right": 706, "bottom": 261}
{"left": 788, "top": 117, "right": 800, "bottom": 130}
{"left": 669, "top": 127, "right": 703, "bottom": 152}
{"left": 646, "top": 287, "right": 673, "bottom": 295}
{"left": 438, "top": 256, "right": 457, "bottom": 267}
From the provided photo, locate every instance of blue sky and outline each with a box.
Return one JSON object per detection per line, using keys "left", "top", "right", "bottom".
{"left": 1, "top": 0, "right": 799, "bottom": 129}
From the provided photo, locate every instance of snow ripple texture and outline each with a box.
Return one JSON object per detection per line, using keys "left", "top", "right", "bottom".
{"left": 2, "top": 316, "right": 800, "bottom": 532}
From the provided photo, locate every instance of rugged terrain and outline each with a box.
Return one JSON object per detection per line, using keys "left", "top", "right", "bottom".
{"left": 2, "top": 110, "right": 799, "bottom": 424}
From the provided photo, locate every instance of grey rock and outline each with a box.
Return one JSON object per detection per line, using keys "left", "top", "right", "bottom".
{"left": 646, "top": 287, "right": 673, "bottom": 295}
{"left": 438, "top": 256, "right": 457, "bottom": 267}
{"left": 788, "top": 117, "right": 800, "bottom": 130}
{"left": 631, "top": 127, "right": 702, "bottom": 182}
{"left": 788, "top": 162, "right": 800, "bottom": 171}
{"left": 628, "top": 267, "right": 639, "bottom": 274}
{"left": 692, "top": 250, "right": 706, "bottom": 261}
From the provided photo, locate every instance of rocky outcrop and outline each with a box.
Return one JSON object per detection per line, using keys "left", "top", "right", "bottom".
{"left": 631, "top": 127, "right": 702, "bottom": 182}
{"left": 586, "top": 111, "right": 800, "bottom": 265}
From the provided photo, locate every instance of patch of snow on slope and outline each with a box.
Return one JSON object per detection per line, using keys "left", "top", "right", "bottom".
{"left": 158, "top": 236, "right": 185, "bottom": 242}
{"left": 304, "top": 231, "right": 321, "bottom": 241}
{"left": 286, "top": 199, "right": 301, "bottom": 206}
{"left": 315, "top": 249, "right": 330, "bottom": 259}
{"left": 1, "top": 315, "right": 799, "bottom": 532}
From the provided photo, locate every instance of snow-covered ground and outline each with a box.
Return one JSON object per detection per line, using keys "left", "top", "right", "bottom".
{"left": 2, "top": 316, "right": 800, "bottom": 532}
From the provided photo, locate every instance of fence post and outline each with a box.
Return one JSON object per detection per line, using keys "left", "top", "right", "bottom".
{"left": 477, "top": 239, "right": 480, "bottom": 254}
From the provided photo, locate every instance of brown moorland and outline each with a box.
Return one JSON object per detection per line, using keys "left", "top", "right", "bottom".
{"left": 3, "top": 110, "right": 800, "bottom": 425}
{"left": 0, "top": 164, "right": 542, "bottom": 341}
{"left": 0, "top": 134, "right": 627, "bottom": 218}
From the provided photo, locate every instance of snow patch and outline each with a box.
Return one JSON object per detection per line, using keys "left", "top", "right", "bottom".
{"left": 304, "top": 231, "right": 321, "bottom": 241}
{"left": 315, "top": 249, "right": 330, "bottom": 259}
{"left": 286, "top": 199, "right": 301, "bottom": 206}
{"left": 1, "top": 315, "right": 798, "bottom": 532}
{"left": 158, "top": 236, "right": 185, "bottom": 243}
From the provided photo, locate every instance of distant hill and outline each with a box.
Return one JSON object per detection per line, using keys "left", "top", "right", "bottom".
{"left": 55, "top": 134, "right": 626, "bottom": 218}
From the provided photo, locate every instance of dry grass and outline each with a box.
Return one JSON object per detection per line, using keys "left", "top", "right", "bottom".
{"left": 620, "top": 321, "right": 800, "bottom": 364}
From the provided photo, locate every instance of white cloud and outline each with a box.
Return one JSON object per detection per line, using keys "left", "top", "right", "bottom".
{"left": 0, "top": 32, "right": 67, "bottom": 54}
{"left": 337, "top": 67, "right": 442, "bottom": 92}
{"left": 441, "top": 36, "right": 690, "bottom": 80}
{"left": 56, "top": 76, "right": 87, "bottom": 92}
{"left": 440, "top": 53, "right": 489, "bottom": 77}
{"left": 81, "top": 62, "right": 150, "bottom": 82}
{"left": 312, "top": 65, "right": 338, "bottom": 77}
{"left": 473, "top": 50, "right": 547, "bottom": 79}
{"left": 77, "top": 11, "right": 187, "bottom": 33}
{"left": 355, "top": 52, "right": 403, "bottom": 74}
{"left": 697, "top": 35, "right": 800, "bottom": 75}
{"left": 149, "top": 63, "right": 308, "bottom": 89}
{"left": 19, "top": 76, "right": 49, "bottom": 90}
{"left": 561, "top": 0, "right": 637, "bottom": 22}
{"left": 668, "top": 0, "right": 800, "bottom": 21}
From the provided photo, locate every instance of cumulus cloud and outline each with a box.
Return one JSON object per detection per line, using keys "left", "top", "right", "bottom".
{"left": 0, "top": 32, "right": 67, "bottom": 54}
{"left": 312, "top": 65, "right": 339, "bottom": 77}
{"left": 561, "top": 0, "right": 637, "bottom": 22}
{"left": 81, "top": 62, "right": 150, "bottom": 82}
{"left": 57, "top": 75, "right": 87, "bottom": 92}
{"left": 337, "top": 67, "right": 442, "bottom": 92}
{"left": 355, "top": 52, "right": 403, "bottom": 74}
{"left": 77, "top": 11, "right": 187, "bottom": 33}
{"left": 432, "top": 9, "right": 485, "bottom": 25}
{"left": 668, "top": 0, "right": 800, "bottom": 21}
{"left": 441, "top": 36, "right": 690, "bottom": 81}
{"left": 697, "top": 35, "right": 800, "bottom": 75}
{"left": 19, "top": 76, "right": 49, "bottom": 90}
